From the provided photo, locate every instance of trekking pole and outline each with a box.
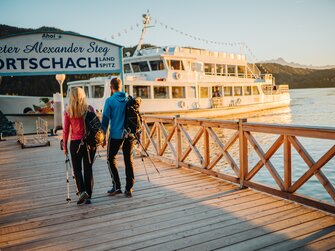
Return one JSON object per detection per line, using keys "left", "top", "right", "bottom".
{"left": 135, "top": 134, "right": 160, "bottom": 174}
{"left": 138, "top": 144, "right": 150, "bottom": 182}
{"left": 65, "top": 154, "right": 71, "bottom": 203}
{"left": 67, "top": 153, "right": 79, "bottom": 196}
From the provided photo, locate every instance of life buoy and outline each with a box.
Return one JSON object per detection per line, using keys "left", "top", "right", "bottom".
{"left": 179, "top": 100, "right": 186, "bottom": 108}
{"left": 175, "top": 72, "right": 181, "bottom": 80}
{"left": 192, "top": 102, "right": 200, "bottom": 109}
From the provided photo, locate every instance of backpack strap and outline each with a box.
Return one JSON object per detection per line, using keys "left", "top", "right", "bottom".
{"left": 76, "top": 111, "right": 89, "bottom": 154}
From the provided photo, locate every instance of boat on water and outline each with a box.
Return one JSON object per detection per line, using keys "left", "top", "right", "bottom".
{"left": 65, "top": 13, "right": 290, "bottom": 118}
{"left": 0, "top": 13, "right": 290, "bottom": 121}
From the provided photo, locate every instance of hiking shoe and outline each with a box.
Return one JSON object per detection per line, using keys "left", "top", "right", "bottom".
{"left": 85, "top": 198, "right": 91, "bottom": 204}
{"left": 124, "top": 190, "right": 132, "bottom": 198}
{"left": 107, "top": 187, "right": 122, "bottom": 196}
{"left": 77, "top": 191, "right": 89, "bottom": 205}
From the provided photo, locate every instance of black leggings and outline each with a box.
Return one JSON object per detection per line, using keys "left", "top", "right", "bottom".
{"left": 70, "top": 140, "right": 95, "bottom": 198}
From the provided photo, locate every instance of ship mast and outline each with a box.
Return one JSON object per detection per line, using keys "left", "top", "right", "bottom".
{"left": 133, "top": 12, "right": 151, "bottom": 56}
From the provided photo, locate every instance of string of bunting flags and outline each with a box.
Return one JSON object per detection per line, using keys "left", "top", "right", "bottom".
{"left": 110, "top": 16, "right": 270, "bottom": 74}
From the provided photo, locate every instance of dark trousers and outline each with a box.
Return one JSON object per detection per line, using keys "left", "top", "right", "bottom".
{"left": 107, "top": 138, "right": 135, "bottom": 191}
{"left": 70, "top": 140, "right": 96, "bottom": 198}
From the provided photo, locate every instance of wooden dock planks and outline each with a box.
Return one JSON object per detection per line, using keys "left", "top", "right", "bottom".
{"left": 0, "top": 136, "right": 334, "bottom": 250}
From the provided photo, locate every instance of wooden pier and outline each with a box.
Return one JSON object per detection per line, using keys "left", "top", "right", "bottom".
{"left": 1, "top": 118, "right": 335, "bottom": 250}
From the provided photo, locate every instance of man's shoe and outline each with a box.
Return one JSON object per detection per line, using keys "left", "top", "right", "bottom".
{"left": 124, "top": 190, "right": 132, "bottom": 198}
{"left": 107, "top": 187, "right": 122, "bottom": 196}
{"left": 85, "top": 198, "right": 91, "bottom": 204}
{"left": 77, "top": 191, "right": 89, "bottom": 205}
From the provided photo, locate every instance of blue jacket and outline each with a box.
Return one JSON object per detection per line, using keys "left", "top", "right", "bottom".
{"left": 102, "top": 91, "right": 127, "bottom": 139}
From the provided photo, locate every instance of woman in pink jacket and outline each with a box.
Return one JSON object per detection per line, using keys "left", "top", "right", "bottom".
{"left": 63, "top": 87, "right": 95, "bottom": 205}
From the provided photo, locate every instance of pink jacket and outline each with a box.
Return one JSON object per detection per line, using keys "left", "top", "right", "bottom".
{"left": 62, "top": 112, "right": 85, "bottom": 148}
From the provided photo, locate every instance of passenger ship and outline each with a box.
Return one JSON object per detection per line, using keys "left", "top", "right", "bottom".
{"left": 66, "top": 14, "right": 290, "bottom": 118}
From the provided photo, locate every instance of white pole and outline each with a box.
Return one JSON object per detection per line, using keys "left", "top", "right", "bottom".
{"left": 55, "top": 74, "right": 66, "bottom": 128}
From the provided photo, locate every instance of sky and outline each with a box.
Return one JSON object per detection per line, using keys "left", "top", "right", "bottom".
{"left": 1, "top": 0, "right": 334, "bottom": 66}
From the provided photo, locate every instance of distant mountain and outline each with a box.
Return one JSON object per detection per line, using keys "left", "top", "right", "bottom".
{"left": 256, "top": 63, "right": 335, "bottom": 89}
{"left": 0, "top": 24, "right": 81, "bottom": 38}
{"left": 260, "top": 58, "right": 335, "bottom": 70}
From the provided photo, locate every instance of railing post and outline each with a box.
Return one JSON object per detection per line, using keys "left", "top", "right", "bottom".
{"left": 157, "top": 122, "right": 161, "bottom": 156}
{"left": 141, "top": 120, "right": 146, "bottom": 149}
{"left": 239, "top": 118, "right": 248, "bottom": 188}
{"left": 284, "top": 135, "right": 292, "bottom": 191}
{"left": 203, "top": 127, "right": 209, "bottom": 169}
{"left": 175, "top": 115, "right": 181, "bottom": 168}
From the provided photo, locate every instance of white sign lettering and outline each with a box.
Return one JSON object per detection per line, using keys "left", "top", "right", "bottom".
{"left": 0, "top": 32, "right": 122, "bottom": 76}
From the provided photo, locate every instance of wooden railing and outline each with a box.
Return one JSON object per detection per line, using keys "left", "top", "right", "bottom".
{"left": 141, "top": 115, "right": 335, "bottom": 213}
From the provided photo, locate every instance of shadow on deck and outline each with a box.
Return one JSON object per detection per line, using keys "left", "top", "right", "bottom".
{"left": 1, "top": 136, "right": 335, "bottom": 250}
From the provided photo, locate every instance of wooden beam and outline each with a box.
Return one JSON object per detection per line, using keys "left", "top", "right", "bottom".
{"left": 284, "top": 135, "right": 292, "bottom": 191}
{"left": 180, "top": 125, "right": 204, "bottom": 165}
{"left": 247, "top": 135, "right": 284, "bottom": 181}
{"left": 178, "top": 161, "right": 240, "bottom": 184}
{"left": 289, "top": 136, "right": 335, "bottom": 200}
{"left": 180, "top": 127, "right": 204, "bottom": 162}
{"left": 175, "top": 115, "right": 182, "bottom": 167}
{"left": 206, "top": 128, "right": 239, "bottom": 175}
{"left": 143, "top": 122, "right": 158, "bottom": 153}
{"left": 245, "top": 132, "right": 284, "bottom": 190}
{"left": 244, "top": 180, "right": 335, "bottom": 214}
{"left": 158, "top": 124, "right": 176, "bottom": 158}
{"left": 203, "top": 127, "right": 210, "bottom": 168}
{"left": 243, "top": 123, "right": 335, "bottom": 140}
{"left": 239, "top": 118, "right": 248, "bottom": 187}
{"left": 289, "top": 145, "right": 335, "bottom": 195}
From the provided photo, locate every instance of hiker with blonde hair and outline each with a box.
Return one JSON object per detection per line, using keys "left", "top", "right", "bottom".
{"left": 63, "top": 87, "right": 96, "bottom": 204}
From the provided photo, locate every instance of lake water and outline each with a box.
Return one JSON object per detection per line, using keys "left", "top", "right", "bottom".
{"left": 213, "top": 88, "right": 335, "bottom": 203}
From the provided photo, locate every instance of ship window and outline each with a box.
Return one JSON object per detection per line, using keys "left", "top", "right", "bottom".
{"left": 227, "top": 65, "right": 236, "bottom": 76}
{"left": 133, "top": 86, "right": 150, "bottom": 99}
{"left": 212, "top": 86, "right": 222, "bottom": 97}
{"left": 131, "top": 61, "right": 149, "bottom": 72}
{"left": 252, "top": 86, "right": 260, "bottom": 95}
{"left": 243, "top": 86, "right": 251, "bottom": 96}
{"left": 224, "top": 86, "right": 232, "bottom": 96}
{"left": 200, "top": 87, "right": 209, "bottom": 98}
{"left": 124, "top": 63, "right": 132, "bottom": 73}
{"left": 167, "top": 60, "right": 184, "bottom": 70}
{"left": 172, "top": 87, "right": 185, "bottom": 99}
{"left": 150, "top": 60, "right": 165, "bottom": 71}
{"left": 154, "top": 86, "right": 169, "bottom": 99}
{"left": 216, "top": 64, "right": 225, "bottom": 76}
{"left": 187, "top": 86, "right": 196, "bottom": 98}
{"left": 92, "top": 85, "right": 104, "bottom": 98}
{"left": 234, "top": 86, "right": 242, "bottom": 96}
{"left": 204, "top": 63, "right": 215, "bottom": 75}
{"left": 238, "top": 66, "right": 245, "bottom": 77}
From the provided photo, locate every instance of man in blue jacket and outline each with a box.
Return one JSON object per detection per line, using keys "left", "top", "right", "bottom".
{"left": 102, "top": 77, "right": 134, "bottom": 198}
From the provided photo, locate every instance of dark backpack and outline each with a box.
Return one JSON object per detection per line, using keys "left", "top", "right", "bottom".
{"left": 83, "top": 111, "right": 104, "bottom": 150}
{"left": 125, "top": 95, "right": 142, "bottom": 140}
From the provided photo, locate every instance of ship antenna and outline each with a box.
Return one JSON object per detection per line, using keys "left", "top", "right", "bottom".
{"left": 133, "top": 11, "right": 151, "bottom": 56}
